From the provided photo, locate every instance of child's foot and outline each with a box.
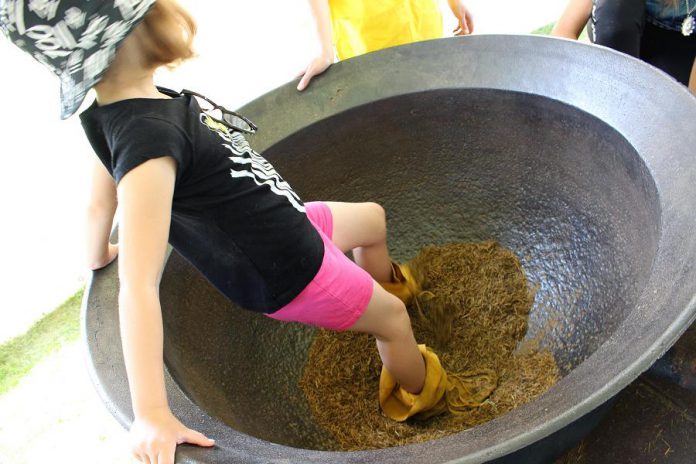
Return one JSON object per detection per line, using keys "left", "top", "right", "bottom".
{"left": 379, "top": 262, "right": 421, "bottom": 305}
{"left": 379, "top": 345, "right": 498, "bottom": 421}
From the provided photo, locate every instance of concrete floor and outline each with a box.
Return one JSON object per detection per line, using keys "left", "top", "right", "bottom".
{"left": 556, "top": 325, "right": 696, "bottom": 464}
{"left": 555, "top": 375, "right": 696, "bottom": 463}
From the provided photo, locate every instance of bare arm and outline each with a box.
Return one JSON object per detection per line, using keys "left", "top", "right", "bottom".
{"left": 297, "top": 0, "right": 334, "bottom": 91}
{"left": 117, "top": 157, "right": 214, "bottom": 464}
{"left": 86, "top": 159, "right": 118, "bottom": 270}
{"left": 551, "top": 0, "right": 592, "bottom": 39}
{"left": 308, "top": 0, "right": 333, "bottom": 56}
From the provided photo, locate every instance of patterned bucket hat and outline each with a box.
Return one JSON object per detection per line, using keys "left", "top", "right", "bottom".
{"left": 0, "top": 0, "right": 156, "bottom": 119}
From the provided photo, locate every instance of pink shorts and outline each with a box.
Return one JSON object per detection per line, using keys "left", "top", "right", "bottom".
{"left": 266, "top": 202, "right": 375, "bottom": 331}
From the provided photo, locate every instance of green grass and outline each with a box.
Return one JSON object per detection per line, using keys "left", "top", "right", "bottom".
{"left": 532, "top": 21, "right": 555, "bottom": 35}
{"left": 531, "top": 20, "right": 589, "bottom": 42}
{"left": 0, "top": 288, "right": 84, "bottom": 395}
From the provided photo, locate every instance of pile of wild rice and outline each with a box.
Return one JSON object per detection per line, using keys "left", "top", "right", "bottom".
{"left": 300, "top": 241, "right": 559, "bottom": 450}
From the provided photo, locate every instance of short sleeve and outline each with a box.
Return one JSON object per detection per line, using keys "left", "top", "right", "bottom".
{"left": 110, "top": 116, "right": 190, "bottom": 184}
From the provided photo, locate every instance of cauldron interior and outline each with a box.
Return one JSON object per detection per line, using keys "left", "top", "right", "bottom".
{"left": 159, "top": 89, "right": 659, "bottom": 449}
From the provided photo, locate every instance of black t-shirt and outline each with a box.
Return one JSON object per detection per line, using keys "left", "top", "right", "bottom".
{"left": 79, "top": 93, "right": 324, "bottom": 313}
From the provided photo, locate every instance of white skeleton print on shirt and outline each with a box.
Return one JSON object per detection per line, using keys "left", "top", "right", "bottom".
{"left": 200, "top": 113, "right": 306, "bottom": 213}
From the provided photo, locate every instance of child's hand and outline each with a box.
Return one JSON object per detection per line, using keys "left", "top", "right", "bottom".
{"left": 129, "top": 407, "right": 215, "bottom": 464}
{"left": 448, "top": 0, "right": 474, "bottom": 36}
{"left": 297, "top": 52, "right": 334, "bottom": 91}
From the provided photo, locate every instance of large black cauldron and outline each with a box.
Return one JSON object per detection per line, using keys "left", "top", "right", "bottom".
{"left": 83, "top": 35, "right": 696, "bottom": 463}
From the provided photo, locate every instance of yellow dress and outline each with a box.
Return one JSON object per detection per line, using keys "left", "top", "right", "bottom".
{"left": 329, "top": 0, "right": 443, "bottom": 60}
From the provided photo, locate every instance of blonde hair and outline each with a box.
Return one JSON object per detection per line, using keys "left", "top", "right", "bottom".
{"left": 141, "top": 0, "right": 197, "bottom": 69}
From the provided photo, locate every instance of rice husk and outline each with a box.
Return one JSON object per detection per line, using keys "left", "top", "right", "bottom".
{"left": 300, "top": 241, "right": 559, "bottom": 450}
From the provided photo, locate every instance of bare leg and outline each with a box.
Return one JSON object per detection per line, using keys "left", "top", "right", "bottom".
{"left": 350, "top": 282, "right": 426, "bottom": 393}
{"left": 325, "top": 201, "right": 425, "bottom": 393}
{"left": 325, "top": 201, "right": 392, "bottom": 282}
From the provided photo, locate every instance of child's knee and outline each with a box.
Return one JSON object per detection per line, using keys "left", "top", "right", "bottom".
{"left": 380, "top": 296, "right": 412, "bottom": 340}
{"left": 363, "top": 202, "right": 387, "bottom": 238}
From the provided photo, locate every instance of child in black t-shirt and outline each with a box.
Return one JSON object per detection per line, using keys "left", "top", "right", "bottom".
{"left": 1, "top": 1, "right": 480, "bottom": 462}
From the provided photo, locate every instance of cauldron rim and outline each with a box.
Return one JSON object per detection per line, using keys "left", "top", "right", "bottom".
{"left": 83, "top": 34, "right": 696, "bottom": 463}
